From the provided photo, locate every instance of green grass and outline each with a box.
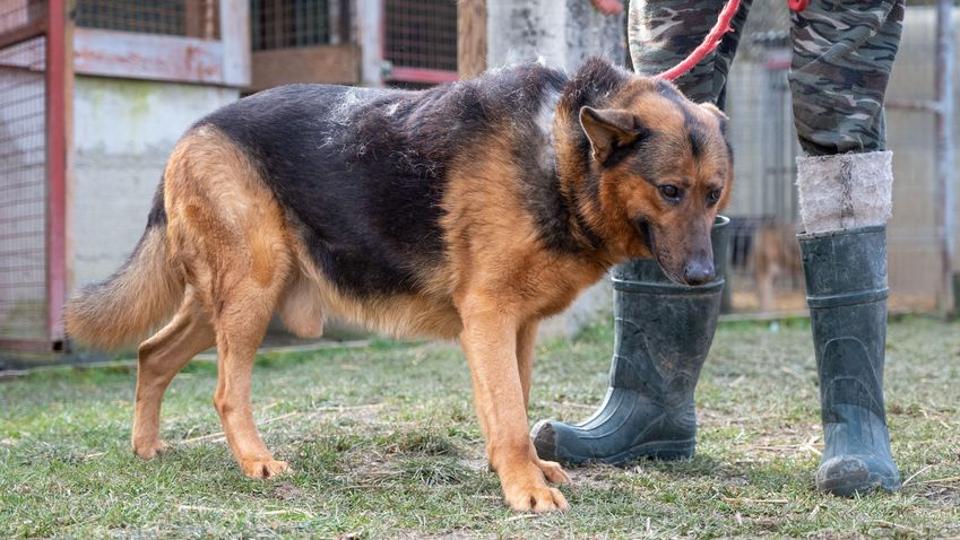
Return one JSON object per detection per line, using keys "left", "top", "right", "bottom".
{"left": 1, "top": 317, "right": 959, "bottom": 538}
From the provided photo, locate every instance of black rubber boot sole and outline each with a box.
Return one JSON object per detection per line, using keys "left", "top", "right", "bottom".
{"left": 532, "top": 420, "right": 695, "bottom": 465}
{"left": 816, "top": 455, "right": 900, "bottom": 497}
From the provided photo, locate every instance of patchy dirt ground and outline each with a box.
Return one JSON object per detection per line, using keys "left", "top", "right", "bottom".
{"left": 1, "top": 317, "right": 958, "bottom": 538}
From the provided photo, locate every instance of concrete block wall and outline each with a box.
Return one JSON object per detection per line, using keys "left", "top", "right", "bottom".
{"left": 70, "top": 77, "right": 239, "bottom": 289}
{"left": 486, "top": 0, "right": 624, "bottom": 339}
{"left": 486, "top": 0, "right": 624, "bottom": 72}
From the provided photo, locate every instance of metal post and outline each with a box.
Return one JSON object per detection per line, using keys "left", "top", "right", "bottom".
{"left": 46, "top": 0, "right": 71, "bottom": 348}
{"left": 935, "top": 0, "right": 955, "bottom": 315}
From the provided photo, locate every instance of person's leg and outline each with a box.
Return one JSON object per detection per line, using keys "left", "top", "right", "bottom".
{"left": 532, "top": 0, "right": 749, "bottom": 466}
{"left": 629, "top": 0, "right": 752, "bottom": 106}
{"left": 790, "top": 0, "right": 905, "bottom": 496}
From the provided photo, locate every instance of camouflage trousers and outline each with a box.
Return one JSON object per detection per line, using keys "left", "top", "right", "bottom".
{"left": 628, "top": 0, "right": 905, "bottom": 156}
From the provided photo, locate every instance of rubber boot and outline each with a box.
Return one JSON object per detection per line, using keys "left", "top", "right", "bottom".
{"left": 799, "top": 226, "right": 900, "bottom": 496}
{"left": 532, "top": 216, "right": 729, "bottom": 465}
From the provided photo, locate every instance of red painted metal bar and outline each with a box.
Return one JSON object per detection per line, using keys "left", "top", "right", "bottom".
{"left": 386, "top": 66, "right": 458, "bottom": 84}
{"left": 45, "top": 0, "right": 68, "bottom": 345}
{"left": 885, "top": 98, "right": 939, "bottom": 113}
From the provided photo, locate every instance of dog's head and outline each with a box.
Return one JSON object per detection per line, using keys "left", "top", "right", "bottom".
{"left": 581, "top": 79, "right": 733, "bottom": 286}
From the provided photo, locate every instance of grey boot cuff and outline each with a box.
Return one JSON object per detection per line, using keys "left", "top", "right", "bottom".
{"left": 796, "top": 150, "right": 893, "bottom": 234}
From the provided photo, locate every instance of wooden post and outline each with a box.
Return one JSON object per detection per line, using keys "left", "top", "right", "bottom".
{"left": 458, "top": 0, "right": 486, "bottom": 79}
{"left": 220, "top": 0, "right": 251, "bottom": 87}
{"left": 185, "top": 0, "right": 203, "bottom": 38}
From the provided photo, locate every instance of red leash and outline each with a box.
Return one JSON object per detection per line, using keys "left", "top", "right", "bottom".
{"left": 655, "top": 0, "right": 742, "bottom": 80}
{"left": 591, "top": 0, "right": 808, "bottom": 17}
{"left": 653, "top": 0, "right": 809, "bottom": 81}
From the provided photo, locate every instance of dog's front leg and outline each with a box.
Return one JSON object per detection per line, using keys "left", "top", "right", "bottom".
{"left": 459, "top": 296, "right": 568, "bottom": 513}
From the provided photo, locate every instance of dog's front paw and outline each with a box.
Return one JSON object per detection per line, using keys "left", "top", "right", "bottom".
{"left": 503, "top": 481, "right": 569, "bottom": 513}
{"left": 240, "top": 458, "right": 291, "bottom": 479}
{"left": 536, "top": 458, "right": 571, "bottom": 485}
{"left": 133, "top": 439, "right": 169, "bottom": 460}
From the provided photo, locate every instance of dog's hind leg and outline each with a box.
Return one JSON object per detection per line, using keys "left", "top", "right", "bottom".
{"left": 132, "top": 287, "right": 214, "bottom": 459}
{"left": 203, "top": 206, "right": 292, "bottom": 479}
{"left": 164, "top": 126, "right": 293, "bottom": 478}
{"left": 516, "top": 320, "right": 537, "bottom": 411}
{"left": 211, "top": 264, "right": 290, "bottom": 479}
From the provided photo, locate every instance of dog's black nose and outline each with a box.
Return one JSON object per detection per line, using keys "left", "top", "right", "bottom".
{"left": 683, "top": 261, "right": 715, "bottom": 286}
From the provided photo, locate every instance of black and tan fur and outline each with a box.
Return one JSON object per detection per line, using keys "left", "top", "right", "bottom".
{"left": 65, "top": 58, "right": 732, "bottom": 513}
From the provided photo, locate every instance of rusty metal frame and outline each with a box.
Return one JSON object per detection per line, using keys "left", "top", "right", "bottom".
{"left": 386, "top": 66, "right": 457, "bottom": 84}
{"left": 70, "top": 0, "right": 249, "bottom": 87}
{"left": 46, "top": 0, "right": 68, "bottom": 348}
{"left": 0, "top": 0, "right": 71, "bottom": 353}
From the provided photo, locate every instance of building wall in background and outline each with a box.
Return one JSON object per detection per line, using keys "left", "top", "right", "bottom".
{"left": 69, "top": 76, "right": 238, "bottom": 288}
{"left": 486, "top": 0, "right": 624, "bottom": 337}
{"left": 63, "top": 3, "right": 960, "bottom": 325}
{"left": 485, "top": 0, "right": 623, "bottom": 72}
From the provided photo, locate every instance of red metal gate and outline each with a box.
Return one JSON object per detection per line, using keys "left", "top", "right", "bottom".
{"left": 0, "top": 0, "right": 68, "bottom": 352}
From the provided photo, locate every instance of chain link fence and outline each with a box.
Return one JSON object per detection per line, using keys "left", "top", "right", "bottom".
{"left": 251, "top": 0, "right": 353, "bottom": 50}
{"left": 723, "top": 3, "right": 954, "bottom": 314}
{"left": 76, "top": 0, "right": 220, "bottom": 39}
{"left": 0, "top": 0, "right": 49, "bottom": 343}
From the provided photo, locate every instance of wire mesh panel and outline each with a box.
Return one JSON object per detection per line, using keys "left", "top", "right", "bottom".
{"left": 882, "top": 5, "right": 950, "bottom": 313}
{"left": 721, "top": 4, "right": 948, "bottom": 314}
{"left": 0, "top": 3, "right": 47, "bottom": 341}
{"left": 75, "top": 0, "right": 220, "bottom": 39}
{"left": 252, "top": 0, "right": 327, "bottom": 50}
{"left": 725, "top": 31, "right": 805, "bottom": 313}
{"left": 251, "top": 0, "right": 353, "bottom": 50}
{"left": 384, "top": 0, "right": 456, "bottom": 72}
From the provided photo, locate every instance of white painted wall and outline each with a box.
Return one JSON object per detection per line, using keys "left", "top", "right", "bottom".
{"left": 69, "top": 76, "right": 238, "bottom": 289}
{"left": 486, "top": 0, "right": 625, "bottom": 338}
{"left": 486, "top": 0, "right": 624, "bottom": 72}
{"left": 357, "top": 0, "right": 384, "bottom": 87}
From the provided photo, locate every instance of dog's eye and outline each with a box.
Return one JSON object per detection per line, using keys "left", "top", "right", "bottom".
{"left": 707, "top": 189, "right": 723, "bottom": 204}
{"left": 658, "top": 184, "right": 682, "bottom": 201}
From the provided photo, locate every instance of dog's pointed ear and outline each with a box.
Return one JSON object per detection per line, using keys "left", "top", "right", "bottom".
{"left": 579, "top": 106, "right": 647, "bottom": 164}
{"left": 698, "top": 102, "right": 727, "bottom": 120}
{"left": 699, "top": 102, "right": 728, "bottom": 135}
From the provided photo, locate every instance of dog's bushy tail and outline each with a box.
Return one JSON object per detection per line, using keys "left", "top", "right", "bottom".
{"left": 65, "top": 192, "right": 184, "bottom": 351}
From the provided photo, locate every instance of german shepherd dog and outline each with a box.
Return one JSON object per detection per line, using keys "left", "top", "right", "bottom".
{"left": 65, "top": 58, "right": 732, "bottom": 513}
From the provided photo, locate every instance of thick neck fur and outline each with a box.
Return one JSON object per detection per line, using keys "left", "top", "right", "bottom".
{"left": 552, "top": 58, "right": 633, "bottom": 262}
